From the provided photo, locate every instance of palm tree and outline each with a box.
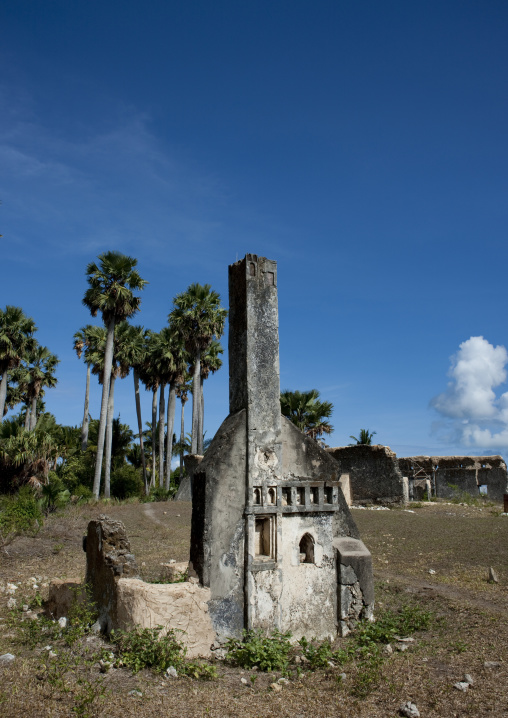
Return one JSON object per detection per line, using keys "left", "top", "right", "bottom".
{"left": 0, "top": 306, "right": 37, "bottom": 421}
{"left": 280, "top": 389, "right": 334, "bottom": 440}
{"left": 349, "top": 429, "right": 377, "bottom": 445}
{"left": 193, "top": 339, "right": 223, "bottom": 454}
{"left": 85, "top": 322, "right": 133, "bottom": 498}
{"left": 138, "top": 331, "right": 161, "bottom": 489}
{"left": 121, "top": 325, "right": 149, "bottom": 494}
{"left": 73, "top": 325, "right": 96, "bottom": 451}
{"left": 175, "top": 374, "right": 192, "bottom": 480}
{"left": 82, "top": 251, "right": 147, "bottom": 499}
{"left": 169, "top": 284, "right": 227, "bottom": 454}
{"left": 23, "top": 345, "right": 59, "bottom": 431}
{"left": 154, "top": 326, "right": 187, "bottom": 489}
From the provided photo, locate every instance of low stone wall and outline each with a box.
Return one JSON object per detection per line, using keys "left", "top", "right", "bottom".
{"left": 398, "top": 456, "right": 508, "bottom": 502}
{"left": 66, "top": 515, "right": 215, "bottom": 658}
{"left": 327, "top": 445, "right": 406, "bottom": 506}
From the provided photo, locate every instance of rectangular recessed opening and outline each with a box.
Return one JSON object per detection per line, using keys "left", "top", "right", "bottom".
{"left": 479, "top": 484, "right": 488, "bottom": 495}
{"left": 324, "top": 487, "right": 333, "bottom": 504}
{"left": 296, "top": 487, "right": 305, "bottom": 505}
{"left": 254, "top": 517, "right": 273, "bottom": 557}
{"left": 310, "top": 487, "right": 319, "bottom": 504}
{"left": 281, "top": 487, "right": 291, "bottom": 506}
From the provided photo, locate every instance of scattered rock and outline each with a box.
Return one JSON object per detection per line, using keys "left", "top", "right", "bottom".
{"left": 22, "top": 604, "right": 29, "bottom": 612}
{"left": 278, "top": 677, "right": 289, "bottom": 684}
{"left": 428, "top": 569, "right": 436, "bottom": 575}
{"left": 270, "top": 682, "right": 282, "bottom": 692}
{"left": 399, "top": 701, "right": 420, "bottom": 717}
{"left": 396, "top": 643, "right": 410, "bottom": 652}
{"left": 188, "top": 576, "right": 199, "bottom": 585}
{"left": 484, "top": 661, "right": 502, "bottom": 668}
{"left": 454, "top": 681, "right": 469, "bottom": 692}
{"left": 338, "top": 672, "right": 346, "bottom": 681}
{"left": 383, "top": 644, "right": 393, "bottom": 655}
{"left": 0, "top": 653, "right": 15, "bottom": 665}
{"left": 6, "top": 583, "right": 18, "bottom": 594}
{"left": 165, "top": 666, "right": 177, "bottom": 678}
{"left": 394, "top": 636, "right": 415, "bottom": 643}
{"left": 98, "top": 660, "right": 112, "bottom": 673}
{"left": 6, "top": 598, "right": 16, "bottom": 609}
{"left": 240, "top": 677, "right": 248, "bottom": 685}
{"left": 90, "top": 621, "right": 101, "bottom": 634}
{"left": 44, "top": 645, "right": 52, "bottom": 651}
{"left": 464, "top": 674, "right": 474, "bottom": 685}
{"left": 488, "top": 567, "right": 499, "bottom": 584}
{"left": 294, "top": 655, "right": 302, "bottom": 664}
{"left": 58, "top": 617, "right": 68, "bottom": 629}
{"left": 128, "top": 690, "right": 143, "bottom": 697}
{"left": 48, "top": 651, "right": 57, "bottom": 659}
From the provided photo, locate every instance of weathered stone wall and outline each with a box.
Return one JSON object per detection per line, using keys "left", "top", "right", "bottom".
{"left": 397, "top": 455, "right": 508, "bottom": 501}
{"left": 326, "top": 445, "right": 406, "bottom": 505}
{"left": 190, "top": 409, "right": 247, "bottom": 638}
{"left": 82, "top": 515, "right": 214, "bottom": 657}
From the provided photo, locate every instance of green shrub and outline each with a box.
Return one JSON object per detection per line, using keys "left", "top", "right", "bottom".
{"left": 0, "top": 486, "right": 43, "bottom": 549}
{"left": 110, "top": 625, "right": 187, "bottom": 673}
{"left": 225, "top": 629, "right": 292, "bottom": 672}
{"left": 110, "top": 465, "right": 144, "bottom": 499}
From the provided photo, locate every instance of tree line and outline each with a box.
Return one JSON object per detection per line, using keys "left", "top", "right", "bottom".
{"left": 0, "top": 250, "right": 227, "bottom": 499}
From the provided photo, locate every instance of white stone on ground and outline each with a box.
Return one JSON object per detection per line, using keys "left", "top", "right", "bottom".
{"left": 399, "top": 701, "right": 420, "bottom": 717}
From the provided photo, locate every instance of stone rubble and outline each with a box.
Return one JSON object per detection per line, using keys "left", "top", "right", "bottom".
{"left": 399, "top": 701, "right": 420, "bottom": 717}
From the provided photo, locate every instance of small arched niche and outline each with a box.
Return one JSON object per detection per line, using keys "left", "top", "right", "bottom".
{"left": 299, "top": 533, "right": 315, "bottom": 564}
{"left": 267, "top": 487, "right": 276, "bottom": 505}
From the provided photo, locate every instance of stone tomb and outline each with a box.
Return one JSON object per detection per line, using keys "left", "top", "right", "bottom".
{"left": 189, "top": 254, "right": 374, "bottom": 639}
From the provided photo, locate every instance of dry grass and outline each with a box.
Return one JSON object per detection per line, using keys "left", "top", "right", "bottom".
{"left": 1, "top": 499, "right": 507, "bottom": 717}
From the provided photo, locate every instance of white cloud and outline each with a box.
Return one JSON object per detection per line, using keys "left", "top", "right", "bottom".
{"left": 431, "top": 336, "right": 508, "bottom": 450}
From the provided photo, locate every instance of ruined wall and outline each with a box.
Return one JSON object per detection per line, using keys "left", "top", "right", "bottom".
{"left": 397, "top": 455, "right": 508, "bottom": 501}
{"left": 190, "top": 409, "right": 247, "bottom": 638}
{"left": 326, "top": 445, "right": 406, "bottom": 505}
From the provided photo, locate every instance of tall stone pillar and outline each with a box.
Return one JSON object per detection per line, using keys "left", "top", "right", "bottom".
{"left": 228, "top": 254, "right": 282, "bottom": 487}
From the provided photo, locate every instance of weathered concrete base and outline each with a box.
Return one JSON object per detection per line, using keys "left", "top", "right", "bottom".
{"left": 80, "top": 515, "right": 214, "bottom": 657}
{"left": 334, "top": 537, "right": 374, "bottom": 636}
{"left": 115, "top": 578, "right": 214, "bottom": 657}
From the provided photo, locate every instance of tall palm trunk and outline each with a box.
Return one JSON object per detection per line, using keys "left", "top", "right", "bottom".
{"left": 197, "top": 377, "right": 204, "bottom": 455}
{"left": 134, "top": 370, "right": 148, "bottom": 495}
{"left": 81, "top": 363, "right": 91, "bottom": 451}
{"left": 93, "top": 316, "right": 115, "bottom": 498}
{"left": 24, "top": 404, "right": 31, "bottom": 430}
{"left": 151, "top": 387, "right": 158, "bottom": 489}
{"left": 180, "top": 396, "right": 186, "bottom": 480}
{"left": 30, "top": 394, "right": 38, "bottom": 431}
{"left": 158, "top": 382, "right": 166, "bottom": 488}
{"left": 103, "top": 373, "right": 116, "bottom": 499}
{"left": 191, "top": 350, "right": 201, "bottom": 454}
{"left": 165, "top": 384, "right": 176, "bottom": 491}
{"left": 0, "top": 372, "right": 8, "bottom": 421}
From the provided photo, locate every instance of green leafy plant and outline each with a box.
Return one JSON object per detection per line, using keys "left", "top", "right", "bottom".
{"left": 298, "top": 636, "right": 342, "bottom": 669}
{"left": 225, "top": 629, "right": 292, "bottom": 672}
{"left": 110, "top": 625, "right": 187, "bottom": 673}
{"left": 71, "top": 677, "right": 106, "bottom": 717}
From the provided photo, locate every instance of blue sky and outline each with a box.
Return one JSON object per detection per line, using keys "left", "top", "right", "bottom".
{"left": 2, "top": 1, "right": 508, "bottom": 457}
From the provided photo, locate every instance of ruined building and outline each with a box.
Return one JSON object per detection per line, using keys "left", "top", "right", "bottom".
{"left": 326, "top": 444, "right": 408, "bottom": 506}
{"left": 398, "top": 455, "right": 508, "bottom": 502}
{"left": 188, "top": 254, "right": 374, "bottom": 640}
